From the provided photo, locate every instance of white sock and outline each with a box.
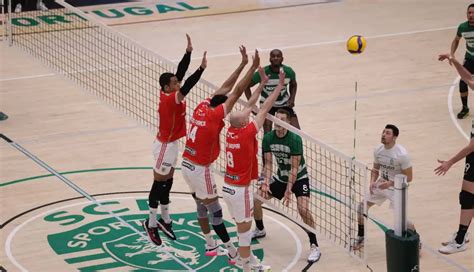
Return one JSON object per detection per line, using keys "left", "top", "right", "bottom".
{"left": 149, "top": 207, "right": 158, "bottom": 227}
{"left": 240, "top": 256, "right": 250, "bottom": 271}
{"left": 204, "top": 232, "right": 214, "bottom": 245}
{"left": 160, "top": 204, "right": 171, "bottom": 223}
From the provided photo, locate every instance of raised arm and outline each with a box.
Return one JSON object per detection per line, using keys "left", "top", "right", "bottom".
{"left": 224, "top": 49, "right": 260, "bottom": 112}
{"left": 435, "top": 139, "right": 474, "bottom": 176}
{"left": 254, "top": 69, "right": 285, "bottom": 129}
{"left": 242, "top": 67, "right": 268, "bottom": 115}
{"left": 175, "top": 34, "right": 193, "bottom": 82}
{"left": 177, "top": 51, "right": 207, "bottom": 103}
{"left": 213, "top": 46, "right": 249, "bottom": 96}
{"left": 439, "top": 54, "right": 474, "bottom": 88}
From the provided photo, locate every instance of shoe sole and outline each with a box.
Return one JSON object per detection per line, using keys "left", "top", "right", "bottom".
{"left": 157, "top": 220, "right": 177, "bottom": 240}
{"left": 441, "top": 238, "right": 470, "bottom": 246}
{"left": 438, "top": 248, "right": 467, "bottom": 254}
{"left": 252, "top": 233, "right": 266, "bottom": 240}
{"left": 307, "top": 253, "right": 321, "bottom": 263}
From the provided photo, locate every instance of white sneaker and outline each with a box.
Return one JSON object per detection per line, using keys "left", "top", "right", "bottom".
{"left": 438, "top": 240, "right": 467, "bottom": 254}
{"left": 205, "top": 239, "right": 227, "bottom": 256}
{"left": 251, "top": 228, "right": 266, "bottom": 240}
{"left": 351, "top": 236, "right": 364, "bottom": 250}
{"left": 441, "top": 232, "right": 470, "bottom": 246}
{"left": 307, "top": 244, "right": 321, "bottom": 262}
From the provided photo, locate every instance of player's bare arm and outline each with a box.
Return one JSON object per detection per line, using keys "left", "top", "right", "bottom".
{"left": 243, "top": 67, "right": 268, "bottom": 115}
{"left": 288, "top": 78, "right": 297, "bottom": 108}
{"left": 369, "top": 163, "right": 380, "bottom": 194}
{"left": 255, "top": 69, "right": 285, "bottom": 129}
{"left": 213, "top": 46, "right": 248, "bottom": 96}
{"left": 284, "top": 154, "right": 301, "bottom": 206}
{"left": 435, "top": 139, "right": 474, "bottom": 175}
{"left": 261, "top": 152, "right": 273, "bottom": 199}
{"left": 224, "top": 50, "right": 260, "bottom": 113}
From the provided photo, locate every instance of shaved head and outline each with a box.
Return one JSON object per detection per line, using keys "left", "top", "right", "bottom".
{"left": 229, "top": 111, "right": 249, "bottom": 128}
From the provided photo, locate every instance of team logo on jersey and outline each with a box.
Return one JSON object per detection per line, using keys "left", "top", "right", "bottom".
{"left": 43, "top": 198, "right": 263, "bottom": 271}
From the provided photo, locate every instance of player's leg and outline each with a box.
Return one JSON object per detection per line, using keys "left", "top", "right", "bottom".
{"left": 200, "top": 167, "right": 238, "bottom": 262}
{"left": 457, "top": 58, "right": 474, "bottom": 119}
{"left": 150, "top": 140, "right": 178, "bottom": 240}
{"left": 353, "top": 197, "right": 377, "bottom": 250}
{"left": 439, "top": 179, "right": 474, "bottom": 254}
{"left": 182, "top": 161, "right": 227, "bottom": 255}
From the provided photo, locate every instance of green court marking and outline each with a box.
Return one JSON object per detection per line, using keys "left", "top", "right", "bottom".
{"left": 0, "top": 167, "right": 154, "bottom": 187}
{"left": 2, "top": 167, "right": 389, "bottom": 231}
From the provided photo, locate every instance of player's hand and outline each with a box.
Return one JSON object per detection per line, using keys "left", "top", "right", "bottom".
{"left": 434, "top": 159, "right": 452, "bottom": 176}
{"left": 438, "top": 53, "right": 453, "bottom": 65}
{"left": 186, "top": 33, "right": 193, "bottom": 53}
{"left": 278, "top": 69, "right": 286, "bottom": 85}
{"left": 240, "top": 45, "right": 248, "bottom": 65}
{"left": 258, "top": 66, "right": 269, "bottom": 84}
{"left": 283, "top": 189, "right": 292, "bottom": 207}
{"left": 200, "top": 51, "right": 207, "bottom": 69}
{"left": 260, "top": 182, "right": 270, "bottom": 199}
{"left": 251, "top": 49, "right": 260, "bottom": 68}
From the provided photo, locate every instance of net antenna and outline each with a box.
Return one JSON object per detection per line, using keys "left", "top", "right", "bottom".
{"left": 9, "top": 0, "right": 368, "bottom": 263}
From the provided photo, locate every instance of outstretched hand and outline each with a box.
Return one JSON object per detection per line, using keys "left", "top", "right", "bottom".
{"left": 438, "top": 53, "right": 453, "bottom": 66}
{"left": 258, "top": 66, "right": 269, "bottom": 84}
{"left": 251, "top": 49, "right": 260, "bottom": 68}
{"left": 240, "top": 45, "right": 248, "bottom": 65}
{"left": 186, "top": 34, "right": 193, "bottom": 53}
{"left": 278, "top": 68, "right": 286, "bottom": 85}
{"left": 200, "top": 51, "right": 207, "bottom": 69}
{"left": 434, "top": 159, "right": 452, "bottom": 176}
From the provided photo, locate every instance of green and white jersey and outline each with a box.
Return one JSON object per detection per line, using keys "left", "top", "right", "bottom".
{"left": 251, "top": 65, "right": 296, "bottom": 107}
{"left": 457, "top": 21, "right": 474, "bottom": 60}
{"left": 262, "top": 130, "right": 308, "bottom": 183}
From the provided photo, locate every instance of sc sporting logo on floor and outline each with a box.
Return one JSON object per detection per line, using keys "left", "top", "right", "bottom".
{"left": 43, "top": 198, "right": 264, "bottom": 271}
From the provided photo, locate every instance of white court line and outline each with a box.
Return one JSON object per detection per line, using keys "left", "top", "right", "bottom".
{"left": 5, "top": 196, "right": 301, "bottom": 272}
{"left": 448, "top": 76, "right": 470, "bottom": 141}
{"left": 0, "top": 26, "right": 456, "bottom": 82}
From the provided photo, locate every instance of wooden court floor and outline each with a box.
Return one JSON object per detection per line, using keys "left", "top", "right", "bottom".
{"left": 1, "top": 0, "right": 474, "bottom": 271}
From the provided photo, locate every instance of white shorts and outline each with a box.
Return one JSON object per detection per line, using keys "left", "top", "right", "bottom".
{"left": 152, "top": 139, "right": 178, "bottom": 175}
{"left": 222, "top": 183, "right": 254, "bottom": 223}
{"left": 366, "top": 181, "right": 395, "bottom": 208}
{"left": 181, "top": 159, "right": 218, "bottom": 199}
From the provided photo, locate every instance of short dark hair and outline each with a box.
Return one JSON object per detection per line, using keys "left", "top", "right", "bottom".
{"left": 275, "top": 108, "right": 290, "bottom": 119}
{"left": 385, "top": 124, "right": 399, "bottom": 137}
{"left": 159, "top": 72, "right": 175, "bottom": 89}
{"left": 210, "top": 95, "right": 228, "bottom": 107}
{"left": 468, "top": 3, "right": 474, "bottom": 9}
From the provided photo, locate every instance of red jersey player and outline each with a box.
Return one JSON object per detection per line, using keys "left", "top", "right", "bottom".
{"left": 181, "top": 47, "right": 259, "bottom": 263}
{"left": 143, "top": 34, "right": 207, "bottom": 246}
{"left": 222, "top": 67, "right": 284, "bottom": 271}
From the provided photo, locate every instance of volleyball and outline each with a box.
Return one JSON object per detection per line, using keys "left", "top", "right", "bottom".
{"left": 346, "top": 35, "right": 366, "bottom": 54}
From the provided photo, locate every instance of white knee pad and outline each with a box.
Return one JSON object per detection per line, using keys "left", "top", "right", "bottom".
{"left": 238, "top": 229, "right": 253, "bottom": 247}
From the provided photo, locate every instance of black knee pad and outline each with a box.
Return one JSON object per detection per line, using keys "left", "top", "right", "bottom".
{"left": 148, "top": 180, "right": 162, "bottom": 208}
{"left": 159, "top": 178, "right": 173, "bottom": 205}
{"left": 459, "top": 190, "right": 474, "bottom": 210}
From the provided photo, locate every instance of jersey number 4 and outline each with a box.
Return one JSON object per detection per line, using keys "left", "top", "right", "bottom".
{"left": 188, "top": 125, "right": 198, "bottom": 142}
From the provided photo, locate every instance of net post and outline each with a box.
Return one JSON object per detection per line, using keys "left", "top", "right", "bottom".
{"left": 394, "top": 174, "right": 408, "bottom": 236}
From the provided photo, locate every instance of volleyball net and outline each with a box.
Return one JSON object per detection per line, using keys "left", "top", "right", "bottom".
{"left": 5, "top": 0, "right": 367, "bottom": 260}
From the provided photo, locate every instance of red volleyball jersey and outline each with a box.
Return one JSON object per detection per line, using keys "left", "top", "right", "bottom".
{"left": 156, "top": 90, "right": 186, "bottom": 143}
{"left": 183, "top": 98, "right": 227, "bottom": 165}
{"left": 224, "top": 121, "right": 259, "bottom": 186}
